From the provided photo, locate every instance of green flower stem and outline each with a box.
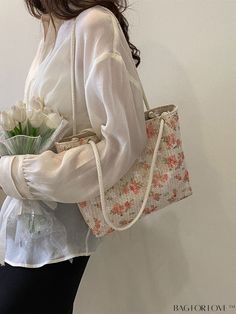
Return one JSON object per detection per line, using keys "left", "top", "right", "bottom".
{"left": 19, "top": 122, "right": 22, "bottom": 134}
{"left": 13, "top": 127, "right": 18, "bottom": 135}
{"left": 26, "top": 121, "right": 33, "bottom": 136}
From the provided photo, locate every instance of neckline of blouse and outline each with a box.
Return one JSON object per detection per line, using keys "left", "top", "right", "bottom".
{"left": 40, "top": 13, "right": 66, "bottom": 43}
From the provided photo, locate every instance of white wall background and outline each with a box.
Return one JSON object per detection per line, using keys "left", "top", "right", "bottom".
{"left": 0, "top": 1, "right": 236, "bottom": 313}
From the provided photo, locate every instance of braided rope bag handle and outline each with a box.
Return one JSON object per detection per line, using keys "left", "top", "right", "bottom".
{"left": 70, "top": 18, "right": 168, "bottom": 232}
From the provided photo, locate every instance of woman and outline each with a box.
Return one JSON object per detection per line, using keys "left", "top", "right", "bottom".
{"left": 0, "top": 0, "right": 147, "bottom": 313}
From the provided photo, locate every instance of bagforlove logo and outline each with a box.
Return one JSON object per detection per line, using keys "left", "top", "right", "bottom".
{"left": 173, "top": 304, "right": 236, "bottom": 312}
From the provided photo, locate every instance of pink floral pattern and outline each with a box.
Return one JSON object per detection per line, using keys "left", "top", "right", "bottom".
{"left": 77, "top": 105, "right": 193, "bottom": 237}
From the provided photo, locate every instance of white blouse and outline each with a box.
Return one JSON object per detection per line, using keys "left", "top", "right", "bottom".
{"left": 0, "top": 5, "right": 147, "bottom": 267}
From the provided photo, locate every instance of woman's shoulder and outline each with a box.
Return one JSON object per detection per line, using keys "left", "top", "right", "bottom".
{"left": 73, "top": 5, "right": 131, "bottom": 65}
{"left": 75, "top": 5, "right": 114, "bottom": 30}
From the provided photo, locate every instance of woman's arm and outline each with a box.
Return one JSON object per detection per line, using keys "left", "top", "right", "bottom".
{"left": 0, "top": 53, "right": 147, "bottom": 203}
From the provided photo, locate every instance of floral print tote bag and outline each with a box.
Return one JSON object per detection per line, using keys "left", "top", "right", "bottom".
{"left": 77, "top": 103, "right": 193, "bottom": 237}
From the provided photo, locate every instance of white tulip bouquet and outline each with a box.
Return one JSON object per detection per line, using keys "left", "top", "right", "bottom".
{"left": 0, "top": 97, "right": 70, "bottom": 264}
{"left": 0, "top": 97, "right": 68, "bottom": 155}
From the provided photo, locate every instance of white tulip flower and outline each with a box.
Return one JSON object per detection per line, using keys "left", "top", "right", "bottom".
{"left": 0, "top": 111, "right": 17, "bottom": 131}
{"left": 15, "top": 100, "right": 26, "bottom": 110}
{"left": 45, "top": 112, "right": 63, "bottom": 129}
{"left": 27, "top": 108, "right": 45, "bottom": 128}
{"left": 28, "top": 96, "right": 45, "bottom": 112}
{"left": 9, "top": 104, "right": 26, "bottom": 123}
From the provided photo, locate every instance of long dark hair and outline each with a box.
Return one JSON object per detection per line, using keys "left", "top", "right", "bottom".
{"left": 24, "top": 0, "right": 141, "bottom": 67}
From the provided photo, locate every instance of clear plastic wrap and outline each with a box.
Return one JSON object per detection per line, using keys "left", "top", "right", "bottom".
{"left": 4, "top": 199, "right": 68, "bottom": 253}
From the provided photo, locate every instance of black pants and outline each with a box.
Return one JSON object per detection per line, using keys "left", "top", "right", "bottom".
{"left": 0, "top": 255, "right": 90, "bottom": 314}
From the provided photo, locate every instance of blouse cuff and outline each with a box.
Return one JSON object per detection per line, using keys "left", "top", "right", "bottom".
{"left": 0, "top": 155, "right": 34, "bottom": 200}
